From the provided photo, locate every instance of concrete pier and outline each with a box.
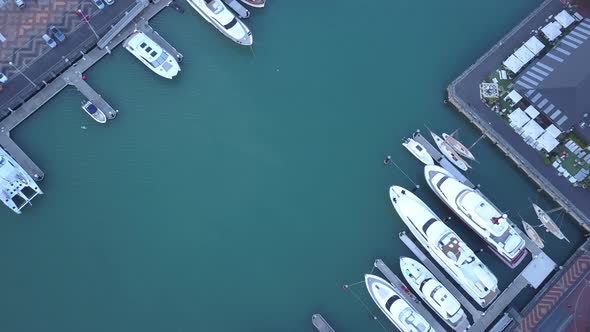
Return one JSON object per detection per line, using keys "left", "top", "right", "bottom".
{"left": 311, "top": 314, "right": 335, "bottom": 332}
{"left": 64, "top": 71, "right": 117, "bottom": 120}
{"left": 399, "top": 231, "right": 483, "bottom": 320}
{"left": 0, "top": 0, "right": 177, "bottom": 181}
{"left": 373, "top": 259, "right": 447, "bottom": 332}
{"left": 135, "top": 17, "right": 183, "bottom": 62}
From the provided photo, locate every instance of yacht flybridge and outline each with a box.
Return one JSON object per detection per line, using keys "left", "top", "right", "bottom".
{"left": 124, "top": 31, "right": 180, "bottom": 79}
{"left": 187, "top": 0, "right": 253, "bottom": 45}
{"left": 389, "top": 185, "right": 499, "bottom": 307}
{"left": 0, "top": 147, "right": 43, "bottom": 214}
{"left": 365, "top": 274, "right": 436, "bottom": 332}
{"left": 424, "top": 165, "right": 527, "bottom": 268}
{"left": 399, "top": 257, "right": 470, "bottom": 330}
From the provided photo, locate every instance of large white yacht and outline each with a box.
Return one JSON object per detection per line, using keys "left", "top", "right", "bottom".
{"left": 424, "top": 165, "right": 527, "bottom": 268}
{"left": 187, "top": 0, "right": 253, "bottom": 45}
{"left": 0, "top": 147, "right": 43, "bottom": 214}
{"left": 123, "top": 31, "right": 180, "bottom": 79}
{"left": 365, "top": 274, "right": 436, "bottom": 332}
{"left": 389, "top": 185, "right": 499, "bottom": 307}
{"left": 400, "top": 257, "right": 470, "bottom": 331}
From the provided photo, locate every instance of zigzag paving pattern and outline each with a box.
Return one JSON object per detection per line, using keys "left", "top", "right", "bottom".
{"left": 0, "top": 0, "right": 97, "bottom": 74}
{"left": 517, "top": 253, "right": 590, "bottom": 331}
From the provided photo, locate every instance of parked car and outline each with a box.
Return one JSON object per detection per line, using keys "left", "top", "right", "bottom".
{"left": 48, "top": 26, "right": 66, "bottom": 42}
{"left": 75, "top": 9, "right": 90, "bottom": 22}
{"left": 14, "top": 0, "right": 25, "bottom": 8}
{"left": 92, "top": 0, "right": 105, "bottom": 9}
{"left": 42, "top": 34, "right": 57, "bottom": 48}
{"left": 0, "top": 73, "right": 7, "bottom": 84}
{"left": 105, "top": 0, "right": 114, "bottom": 5}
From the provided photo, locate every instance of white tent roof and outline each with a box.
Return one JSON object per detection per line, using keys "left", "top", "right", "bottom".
{"left": 536, "top": 131, "right": 560, "bottom": 152}
{"left": 503, "top": 54, "right": 525, "bottom": 73}
{"left": 555, "top": 10, "right": 575, "bottom": 29}
{"left": 542, "top": 21, "right": 562, "bottom": 41}
{"left": 505, "top": 90, "right": 523, "bottom": 104}
{"left": 546, "top": 124, "right": 562, "bottom": 138}
{"left": 524, "top": 36, "right": 545, "bottom": 55}
{"left": 514, "top": 45, "right": 535, "bottom": 64}
{"left": 508, "top": 108, "right": 530, "bottom": 128}
{"left": 522, "top": 120, "right": 545, "bottom": 140}
{"left": 524, "top": 105, "right": 540, "bottom": 119}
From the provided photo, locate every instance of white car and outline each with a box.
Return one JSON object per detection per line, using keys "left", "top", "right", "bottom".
{"left": 105, "top": 0, "right": 114, "bottom": 4}
{"left": 0, "top": 73, "right": 8, "bottom": 84}
{"left": 14, "top": 0, "right": 25, "bottom": 8}
{"left": 42, "top": 34, "right": 57, "bottom": 48}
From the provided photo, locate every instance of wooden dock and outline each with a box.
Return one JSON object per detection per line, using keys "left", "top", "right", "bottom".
{"left": 311, "top": 314, "right": 335, "bottom": 332}
{"left": 373, "top": 259, "right": 447, "bottom": 332}
{"left": 399, "top": 231, "right": 483, "bottom": 321}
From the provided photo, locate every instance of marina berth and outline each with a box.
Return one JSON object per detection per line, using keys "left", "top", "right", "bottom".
{"left": 402, "top": 137, "right": 434, "bottom": 165}
{"left": 123, "top": 31, "right": 181, "bottom": 79}
{"left": 365, "top": 274, "right": 436, "bottom": 332}
{"left": 399, "top": 257, "right": 470, "bottom": 331}
{"left": 389, "top": 186, "right": 499, "bottom": 308}
{"left": 0, "top": 147, "right": 43, "bottom": 214}
{"left": 187, "top": 0, "right": 253, "bottom": 45}
{"left": 424, "top": 165, "right": 528, "bottom": 268}
{"left": 430, "top": 131, "right": 470, "bottom": 172}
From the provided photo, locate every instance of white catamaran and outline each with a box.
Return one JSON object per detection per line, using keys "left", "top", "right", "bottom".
{"left": 400, "top": 257, "right": 470, "bottom": 330}
{"left": 124, "top": 31, "right": 180, "bottom": 79}
{"left": 365, "top": 274, "right": 436, "bottom": 332}
{"left": 389, "top": 185, "right": 499, "bottom": 307}
{"left": 424, "top": 165, "right": 527, "bottom": 268}
{"left": 0, "top": 147, "right": 43, "bottom": 214}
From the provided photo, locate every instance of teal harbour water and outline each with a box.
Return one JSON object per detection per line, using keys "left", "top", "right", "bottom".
{"left": 0, "top": 1, "right": 585, "bottom": 331}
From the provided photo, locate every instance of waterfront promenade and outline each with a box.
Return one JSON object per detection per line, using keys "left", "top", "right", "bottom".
{"left": 448, "top": 0, "right": 590, "bottom": 229}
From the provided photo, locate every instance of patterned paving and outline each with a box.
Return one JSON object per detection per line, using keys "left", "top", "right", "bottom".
{"left": 517, "top": 253, "right": 590, "bottom": 331}
{"left": 0, "top": 0, "right": 97, "bottom": 75}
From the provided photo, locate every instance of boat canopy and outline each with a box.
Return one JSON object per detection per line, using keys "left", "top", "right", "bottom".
{"left": 86, "top": 104, "right": 98, "bottom": 114}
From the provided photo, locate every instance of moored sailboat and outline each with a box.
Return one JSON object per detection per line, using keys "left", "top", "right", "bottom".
{"left": 532, "top": 203, "right": 569, "bottom": 242}
{"left": 442, "top": 133, "right": 475, "bottom": 160}
{"left": 521, "top": 219, "right": 544, "bottom": 249}
{"left": 430, "top": 131, "right": 470, "bottom": 172}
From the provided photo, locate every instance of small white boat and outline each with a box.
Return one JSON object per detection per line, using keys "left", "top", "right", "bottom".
{"left": 521, "top": 219, "right": 544, "bottom": 249}
{"left": 187, "top": 0, "right": 253, "bottom": 45}
{"left": 402, "top": 137, "right": 434, "bottom": 165}
{"left": 239, "top": 0, "right": 265, "bottom": 8}
{"left": 123, "top": 31, "right": 180, "bottom": 79}
{"left": 430, "top": 131, "right": 470, "bottom": 172}
{"left": 81, "top": 100, "right": 107, "bottom": 123}
{"left": 532, "top": 203, "right": 569, "bottom": 242}
{"left": 365, "top": 274, "right": 435, "bottom": 332}
{"left": 400, "top": 257, "right": 470, "bottom": 331}
{"left": 442, "top": 133, "right": 475, "bottom": 161}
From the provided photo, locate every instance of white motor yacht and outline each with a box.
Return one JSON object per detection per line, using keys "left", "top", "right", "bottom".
{"left": 424, "top": 165, "right": 527, "bottom": 268}
{"left": 81, "top": 100, "right": 107, "bottom": 123}
{"left": 187, "top": 0, "right": 253, "bottom": 45}
{"left": 400, "top": 257, "right": 470, "bottom": 331}
{"left": 402, "top": 137, "right": 434, "bottom": 165}
{"left": 123, "top": 31, "right": 180, "bottom": 79}
{"left": 365, "top": 274, "right": 436, "bottom": 332}
{"left": 0, "top": 147, "right": 43, "bottom": 214}
{"left": 389, "top": 185, "right": 499, "bottom": 307}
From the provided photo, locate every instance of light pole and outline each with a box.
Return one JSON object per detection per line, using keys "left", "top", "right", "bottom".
{"left": 8, "top": 61, "right": 37, "bottom": 89}
{"left": 77, "top": 9, "right": 100, "bottom": 41}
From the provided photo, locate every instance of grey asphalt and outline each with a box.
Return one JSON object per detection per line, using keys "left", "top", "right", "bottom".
{"left": 0, "top": 0, "right": 137, "bottom": 118}
{"left": 452, "top": 0, "right": 590, "bottom": 225}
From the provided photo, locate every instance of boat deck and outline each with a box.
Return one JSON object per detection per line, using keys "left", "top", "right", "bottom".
{"left": 135, "top": 17, "right": 183, "bottom": 62}
{"left": 373, "top": 259, "right": 447, "bottom": 332}
{"left": 399, "top": 231, "right": 483, "bottom": 323}
{"left": 311, "top": 314, "right": 335, "bottom": 332}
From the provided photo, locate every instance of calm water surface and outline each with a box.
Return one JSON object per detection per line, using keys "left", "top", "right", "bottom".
{"left": 0, "top": 1, "right": 584, "bottom": 331}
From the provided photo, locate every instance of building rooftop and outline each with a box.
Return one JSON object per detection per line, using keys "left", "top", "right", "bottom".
{"left": 514, "top": 18, "right": 590, "bottom": 143}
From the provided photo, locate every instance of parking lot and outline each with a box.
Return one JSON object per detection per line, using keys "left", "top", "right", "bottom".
{"left": 0, "top": 0, "right": 136, "bottom": 116}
